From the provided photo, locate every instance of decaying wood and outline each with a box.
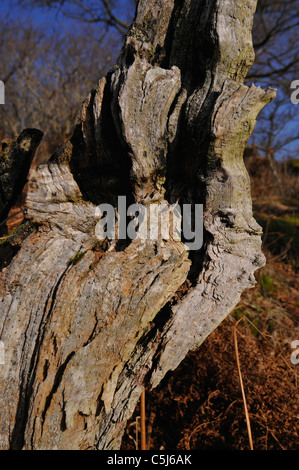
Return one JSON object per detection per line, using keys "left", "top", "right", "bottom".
{"left": 0, "top": 129, "right": 43, "bottom": 223}
{"left": 0, "top": 0, "right": 276, "bottom": 450}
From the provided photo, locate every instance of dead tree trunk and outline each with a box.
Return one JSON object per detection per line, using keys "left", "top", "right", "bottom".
{"left": 0, "top": 129, "right": 43, "bottom": 225}
{"left": 0, "top": 0, "right": 275, "bottom": 450}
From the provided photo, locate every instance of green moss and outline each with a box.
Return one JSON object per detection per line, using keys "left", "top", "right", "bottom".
{"left": 249, "top": 317, "right": 263, "bottom": 337}
{"left": 283, "top": 216, "right": 299, "bottom": 226}
{"left": 149, "top": 44, "right": 155, "bottom": 57}
{"left": 0, "top": 227, "right": 19, "bottom": 246}
{"left": 289, "top": 158, "right": 299, "bottom": 169}
{"left": 260, "top": 273, "right": 276, "bottom": 297}
{"left": 128, "top": 23, "right": 150, "bottom": 42}
{"left": 70, "top": 251, "right": 86, "bottom": 265}
{"left": 267, "top": 321, "right": 275, "bottom": 334}
{"left": 142, "top": 10, "right": 153, "bottom": 29}
{"left": 232, "top": 307, "right": 247, "bottom": 321}
{"left": 66, "top": 194, "right": 89, "bottom": 206}
{"left": 0, "top": 220, "right": 35, "bottom": 270}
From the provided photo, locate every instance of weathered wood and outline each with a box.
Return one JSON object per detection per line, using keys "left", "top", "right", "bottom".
{"left": 0, "top": 0, "right": 275, "bottom": 450}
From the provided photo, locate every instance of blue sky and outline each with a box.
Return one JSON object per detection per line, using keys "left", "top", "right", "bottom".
{"left": 1, "top": 1, "right": 65, "bottom": 25}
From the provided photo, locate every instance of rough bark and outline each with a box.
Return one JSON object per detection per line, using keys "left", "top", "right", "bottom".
{"left": 0, "top": 0, "right": 275, "bottom": 450}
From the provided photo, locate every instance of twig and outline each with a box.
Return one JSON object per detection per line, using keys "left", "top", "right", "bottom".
{"left": 233, "top": 318, "right": 254, "bottom": 450}
{"left": 251, "top": 413, "right": 287, "bottom": 450}
{"left": 244, "top": 316, "right": 295, "bottom": 373}
{"left": 271, "top": 238, "right": 293, "bottom": 262}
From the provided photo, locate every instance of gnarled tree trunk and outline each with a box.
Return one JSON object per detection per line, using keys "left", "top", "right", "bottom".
{"left": 0, "top": 0, "right": 275, "bottom": 450}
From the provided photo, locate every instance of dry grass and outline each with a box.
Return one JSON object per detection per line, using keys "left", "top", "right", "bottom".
{"left": 122, "top": 251, "right": 299, "bottom": 450}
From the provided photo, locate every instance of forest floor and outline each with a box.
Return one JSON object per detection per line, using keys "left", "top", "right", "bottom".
{"left": 4, "top": 168, "right": 299, "bottom": 451}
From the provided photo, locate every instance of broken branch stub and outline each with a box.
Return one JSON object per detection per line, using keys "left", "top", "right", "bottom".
{"left": 0, "top": 0, "right": 275, "bottom": 450}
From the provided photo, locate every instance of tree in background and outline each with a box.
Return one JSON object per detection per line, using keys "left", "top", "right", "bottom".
{"left": 250, "top": 0, "right": 299, "bottom": 86}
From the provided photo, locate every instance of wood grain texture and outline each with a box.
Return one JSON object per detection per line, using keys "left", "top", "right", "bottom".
{"left": 0, "top": 129, "right": 43, "bottom": 223}
{"left": 0, "top": 0, "right": 275, "bottom": 449}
